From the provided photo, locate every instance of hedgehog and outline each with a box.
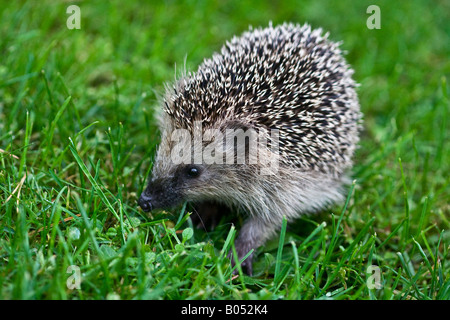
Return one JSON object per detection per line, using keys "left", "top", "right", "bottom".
{"left": 138, "top": 22, "right": 362, "bottom": 275}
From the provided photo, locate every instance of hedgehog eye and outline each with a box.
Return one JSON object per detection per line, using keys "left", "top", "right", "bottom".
{"left": 186, "top": 165, "right": 201, "bottom": 178}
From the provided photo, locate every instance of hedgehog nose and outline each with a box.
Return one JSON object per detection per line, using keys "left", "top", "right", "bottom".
{"left": 138, "top": 193, "right": 153, "bottom": 212}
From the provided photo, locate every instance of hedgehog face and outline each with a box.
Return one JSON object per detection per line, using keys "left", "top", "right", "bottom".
{"left": 138, "top": 119, "right": 280, "bottom": 212}
{"left": 138, "top": 158, "right": 228, "bottom": 212}
{"left": 139, "top": 118, "right": 251, "bottom": 212}
{"left": 139, "top": 163, "right": 198, "bottom": 212}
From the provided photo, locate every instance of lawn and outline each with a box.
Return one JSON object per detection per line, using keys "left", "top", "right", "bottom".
{"left": 0, "top": 0, "right": 448, "bottom": 300}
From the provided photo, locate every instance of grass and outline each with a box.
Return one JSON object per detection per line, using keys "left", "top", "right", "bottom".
{"left": 0, "top": 0, "right": 449, "bottom": 300}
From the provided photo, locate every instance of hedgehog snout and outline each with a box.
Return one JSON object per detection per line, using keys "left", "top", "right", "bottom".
{"left": 138, "top": 180, "right": 163, "bottom": 212}
{"left": 138, "top": 192, "right": 153, "bottom": 212}
{"left": 138, "top": 178, "right": 184, "bottom": 212}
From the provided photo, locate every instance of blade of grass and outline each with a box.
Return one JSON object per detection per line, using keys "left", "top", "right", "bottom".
{"left": 43, "top": 96, "right": 71, "bottom": 160}
{"left": 274, "top": 216, "right": 287, "bottom": 286}
{"left": 18, "top": 111, "right": 33, "bottom": 178}
{"left": 68, "top": 137, "right": 122, "bottom": 227}
{"left": 316, "top": 180, "right": 356, "bottom": 286}
{"left": 398, "top": 158, "right": 410, "bottom": 249}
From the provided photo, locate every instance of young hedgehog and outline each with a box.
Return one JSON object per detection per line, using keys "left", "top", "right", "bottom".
{"left": 138, "top": 22, "right": 362, "bottom": 275}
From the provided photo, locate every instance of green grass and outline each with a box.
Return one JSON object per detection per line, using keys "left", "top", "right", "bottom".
{"left": 0, "top": 0, "right": 449, "bottom": 300}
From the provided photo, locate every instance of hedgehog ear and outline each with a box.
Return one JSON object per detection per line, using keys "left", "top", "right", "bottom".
{"left": 221, "top": 119, "right": 257, "bottom": 165}
{"left": 223, "top": 119, "right": 253, "bottom": 131}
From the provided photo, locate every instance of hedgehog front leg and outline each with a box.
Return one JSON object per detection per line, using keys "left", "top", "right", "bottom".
{"left": 190, "top": 201, "right": 231, "bottom": 230}
{"left": 231, "top": 216, "right": 279, "bottom": 276}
